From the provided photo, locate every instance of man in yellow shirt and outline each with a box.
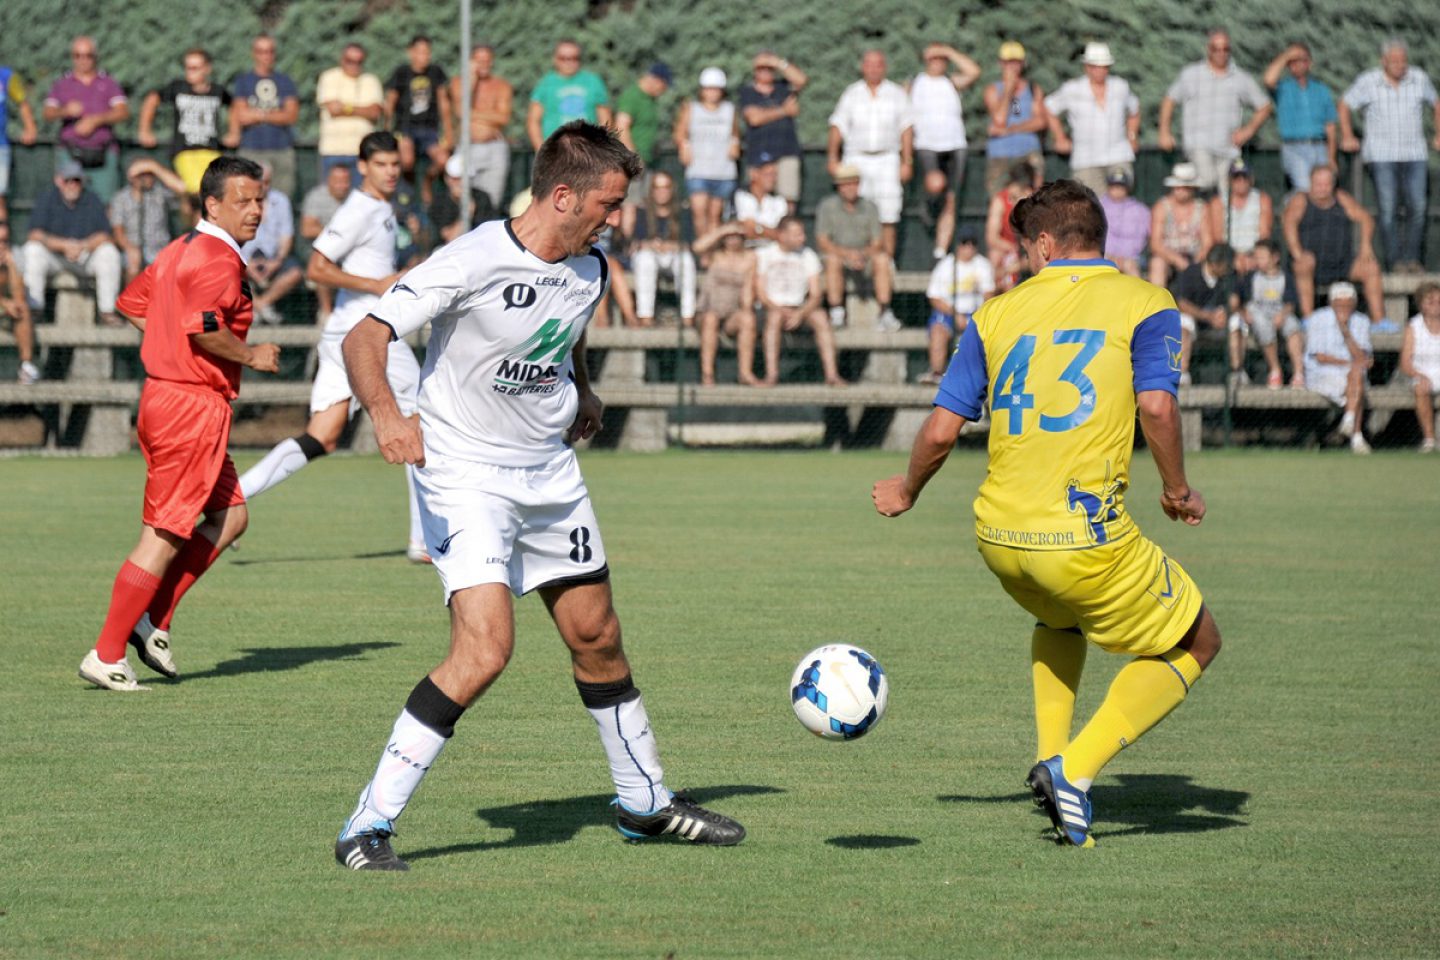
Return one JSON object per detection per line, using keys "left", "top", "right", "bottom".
{"left": 873, "top": 179, "right": 1222, "bottom": 848}
{"left": 316, "top": 43, "right": 383, "bottom": 184}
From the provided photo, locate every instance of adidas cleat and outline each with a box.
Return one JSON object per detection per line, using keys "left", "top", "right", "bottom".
{"left": 128, "top": 613, "right": 177, "bottom": 678}
{"left": 335, "top": 823, "right": 409, "bottom": 871}
{"left": 614, "top": 792, "right": 745, "bottom": 846}
{"left": 78, "top": 651, "right": 149, "bottom": 692}
{"left": 1027, "top": 755, "right": 1095, "bottom": 848}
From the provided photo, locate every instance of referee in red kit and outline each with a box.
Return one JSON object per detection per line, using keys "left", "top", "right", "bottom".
{"left": 79, "top": 156, "right": 281, "bottom": 692}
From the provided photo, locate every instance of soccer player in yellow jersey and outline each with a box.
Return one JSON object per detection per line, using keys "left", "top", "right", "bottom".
{"left": 872, "top": 180, "right": 1222, "bottom": 847}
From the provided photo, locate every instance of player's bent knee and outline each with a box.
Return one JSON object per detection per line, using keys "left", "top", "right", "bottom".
{"left": 1177, "top": 605, "right": 1221, "bottom": 669}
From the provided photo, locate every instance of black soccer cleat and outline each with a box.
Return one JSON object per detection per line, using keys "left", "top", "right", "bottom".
{"left": 335, "top": 824, "right": 410, "bottom": 871}
{"left": 1026, "top": 756, "right": 1096, "bottom": 848}
{"left": 614, "top": 792, "right": 746, "bottom": 846}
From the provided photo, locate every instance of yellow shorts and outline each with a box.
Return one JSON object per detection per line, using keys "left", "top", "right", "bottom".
{"left": 174, "top": 149, "right": 222, "bottom": 194}
{"left": 978, "top": 532, "right": 1204, "bottom": 657}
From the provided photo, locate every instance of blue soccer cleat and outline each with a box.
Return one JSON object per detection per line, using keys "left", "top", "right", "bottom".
{"left": 1026, "top": 755, "right": 1096, "bottom": 848}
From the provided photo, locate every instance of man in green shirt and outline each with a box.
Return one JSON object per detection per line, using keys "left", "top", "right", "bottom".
{"left": 814, "top": 163, "right": 898, "bottom": 330}
{"left": 526, "top": 40, "right": 611, "bottom": 148}
{"left": 616, "top": 63, "right": 672, "bottom": 203}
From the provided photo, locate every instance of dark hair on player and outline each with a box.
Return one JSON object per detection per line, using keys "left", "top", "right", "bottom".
{"left": 531, "top": 121, "right": 641, "bottom": 201}
{"left": 1008, "top": 178, "right": 1107, "bottom": 253}
{"left": 359, "top": 130, "right": 400, "bottom": 161}
{"left": 199, "top": 156, "right": 264, "bottom": 217}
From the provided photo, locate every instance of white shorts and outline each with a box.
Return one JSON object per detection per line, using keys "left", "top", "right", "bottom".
{"left": 414, "top": 447, "right": 608, "bottom": 602}
{"left": 845, "top": 152, "right": 903, "bottom": 224}
{"left": 310, "top": 333, "right": 420, "bottom": 416}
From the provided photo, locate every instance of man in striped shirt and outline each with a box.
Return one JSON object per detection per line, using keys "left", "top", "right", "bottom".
{"left": 1339, "top": 39, "right": 1440, "bottom": 274}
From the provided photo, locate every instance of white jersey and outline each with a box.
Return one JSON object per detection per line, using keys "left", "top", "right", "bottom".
{"left": 927, "top": 253, "right": 995, "bottom": 316}
{"left": 372, "top": 219, "right": 607, "bottom": 468}
{"left": 314, "top": 188, "right": 396, "bottom": 335}
{"left": 909, "top": 73, "right": 967, "bottom": 152}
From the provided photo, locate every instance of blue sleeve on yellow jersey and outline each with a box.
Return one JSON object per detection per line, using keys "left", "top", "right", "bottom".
{"left": 1132, "top": 307, "right": 1181, "bottom": 395}
{"left": 934, "top": 320, "right": 988, "bottom": 418}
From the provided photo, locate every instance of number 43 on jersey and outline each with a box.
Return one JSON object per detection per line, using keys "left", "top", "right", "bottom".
{"left": 991, "top": 329, "right": 1106, "bottom": 434}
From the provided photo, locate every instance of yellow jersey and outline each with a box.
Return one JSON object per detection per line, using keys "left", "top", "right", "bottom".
{"left": 934, "top": 259, "right": 1182, "bottom": 551}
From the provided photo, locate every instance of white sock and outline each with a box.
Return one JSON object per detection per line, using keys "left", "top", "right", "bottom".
{"left": 341, "top": 709, "right": 447, "bottom": 838}
{"left": 587, "top": 695, "right": 672, "bottom": 813}
{"left": 240, "top": 438, "right": 309, "bottom": 500}
{"left": 406, "top": 465, "right": 424, "bottom": 546}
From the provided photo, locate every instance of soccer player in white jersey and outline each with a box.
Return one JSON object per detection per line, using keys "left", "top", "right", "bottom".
{"left": 333, "top": 122, "right": 745, "bottom": 871}
{"left": 236, "top": 131, "right": 429, "bottom": 561}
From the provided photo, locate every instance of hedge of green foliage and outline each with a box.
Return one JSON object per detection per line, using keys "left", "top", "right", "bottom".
{"left": 2, "top": 0, "right": 1435, "bottom": 146}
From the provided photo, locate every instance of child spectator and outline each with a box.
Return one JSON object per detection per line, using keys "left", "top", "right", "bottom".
{"left": 920, "top": 227, "right": 994, "bottom": 385}
{"left": 1233, "top": 239, "right": 1304, "bottom": 389}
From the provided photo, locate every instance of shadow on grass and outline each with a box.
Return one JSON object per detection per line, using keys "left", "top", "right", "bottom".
{"left": 172, "top": 641, "right": 402, "bottom": 681}
{"left": 939, "top": 773, "right": 1249, "bottom": 839}
{"left": 405, "top": 784, "right": 783, "bottom": 862}
{"left": 826, "top": 835, "right": 921, "bottom": 850}
{"left": 229, "top": 548, "right": 409, "bottom": 566}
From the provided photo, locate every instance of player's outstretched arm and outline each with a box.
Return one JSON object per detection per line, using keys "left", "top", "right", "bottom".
{"left": 344, "top": 316, "right": 424, "bottom": 466}
{"left": 873, "top": 406, "right": 967, "bottom": 517}
{"left": 1137, "top": 389, "right": 1205, "bottom": 525}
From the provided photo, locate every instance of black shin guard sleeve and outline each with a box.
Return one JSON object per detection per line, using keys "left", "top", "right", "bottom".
{"left": 295, "top": 432, "right": 327, "bottom": 461}
{"left": 575, "top": 674, "right": 640, "bottom": 709}
{"left": 404, "top": 676, "right": 466, "bottom": 738}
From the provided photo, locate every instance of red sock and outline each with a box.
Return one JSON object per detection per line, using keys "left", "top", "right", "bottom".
{"left": 148, "top": 533, "right": 223, "bottom": 631}
{"left": 96, "top": 561, "right": 162, "bottom": 662}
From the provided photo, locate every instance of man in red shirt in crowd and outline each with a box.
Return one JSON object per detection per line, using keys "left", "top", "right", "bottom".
{"left": 79, "top": 156, "right": 280, "bottom": 692}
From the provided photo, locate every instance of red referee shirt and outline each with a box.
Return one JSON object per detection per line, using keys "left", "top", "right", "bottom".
{"left": 117, "top": 219, "right": 255, "bottom": 399}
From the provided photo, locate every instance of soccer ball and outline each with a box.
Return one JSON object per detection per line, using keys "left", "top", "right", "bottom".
{"left": 789, "top": 644, "right": 889, "bottom": 741}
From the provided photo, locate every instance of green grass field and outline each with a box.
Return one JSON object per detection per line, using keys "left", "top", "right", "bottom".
{"left": 3, "top": 449, "right": 1437, "bottom": 959}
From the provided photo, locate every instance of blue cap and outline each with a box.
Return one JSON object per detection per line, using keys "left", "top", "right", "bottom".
{"left": 648, "top": 62, "right": 673, "bottom": 84}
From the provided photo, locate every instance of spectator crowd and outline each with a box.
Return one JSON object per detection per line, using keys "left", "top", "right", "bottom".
{"left": 0, "top": 30, "right": 1437, "bottom": 448}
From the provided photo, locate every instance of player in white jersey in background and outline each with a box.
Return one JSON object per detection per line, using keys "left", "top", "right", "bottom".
{"left": 333, "top": 121, "right": 745, "bottom": 871}
{"left": 237, "top": 131, "right": 430, "bottom": 561}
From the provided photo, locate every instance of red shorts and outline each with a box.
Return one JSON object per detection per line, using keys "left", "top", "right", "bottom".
{"left": 138, "top": 379, "right": 243, "bottom": 537}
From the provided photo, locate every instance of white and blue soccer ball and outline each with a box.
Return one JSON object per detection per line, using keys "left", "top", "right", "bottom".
{"left": 790, "top": 644, "right": 889, "bottom": 741}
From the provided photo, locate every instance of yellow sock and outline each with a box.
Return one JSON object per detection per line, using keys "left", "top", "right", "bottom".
{"left": 1062, "top": 647, "right": 1203, "bottom": 788}
{"left": 1031, "top": 625, "right": 1087, "bottom": 761}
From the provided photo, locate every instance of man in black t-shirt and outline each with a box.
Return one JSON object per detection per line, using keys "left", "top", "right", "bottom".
{"left": 738, "top": 52, "right": 809, "bottom": 212}
{"left": 137, "top": 48, "right": 233, "bottom": 194}
{"left": 385, "top": 35, "right": 451, "bottom": 189}
{"left": 1170, "top": 242, "right": 1241, "bottom": 385}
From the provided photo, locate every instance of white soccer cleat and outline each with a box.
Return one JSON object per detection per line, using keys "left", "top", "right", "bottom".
{"left": 407, "top": 541, "right": 433, "bottom": 564}
{"left": 78, "top": 651, "right": 149, "bottom": 692}
{"left": 128, "top": 613, "right": 178, "bottom": 678}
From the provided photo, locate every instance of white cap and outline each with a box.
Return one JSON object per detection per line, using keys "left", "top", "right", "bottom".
{"left": 1082, "top": 42, "right": 1114, "bottom": 66}
{"left": 1328, "top": 281, "right": 1358, "bottom": 302}
{"left": 699, "top": 66, "right": 728, "bottom": 89}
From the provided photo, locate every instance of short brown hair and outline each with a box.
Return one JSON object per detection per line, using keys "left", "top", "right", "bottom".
{"left": 1416, "top": 281, "right": 1440, "bottom": 302}
{"left": 531, "top": 121, "right": 642, "bottom": 201}
{"left": 1009, "top": 179, "right": 1107, "bottom": 253}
